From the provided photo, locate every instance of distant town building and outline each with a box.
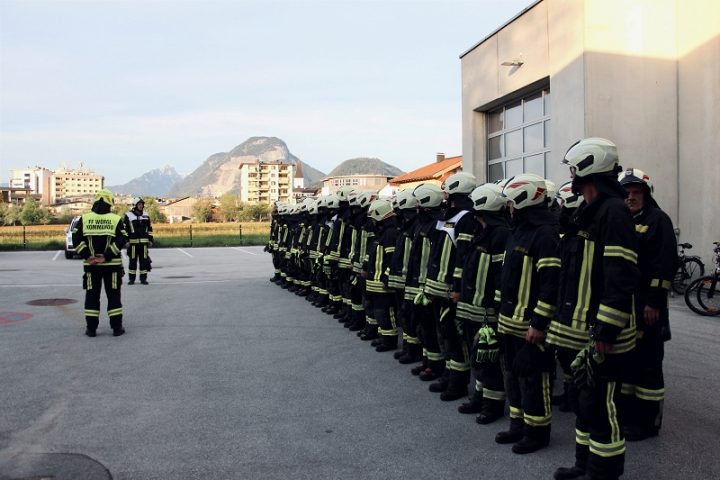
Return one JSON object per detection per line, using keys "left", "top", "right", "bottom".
{"left": 389, "top": 153, "right": 463, "bottom": 190}
{"left": 0, "top": 186, "right": 38, "bottom": 205}
{"left": 321, "top": 174, "right": 395, "bottom": 195}
{"left": 239, "top": 160, "right": 295, "bottom": 204}
{"left": 161, "top": 196, "right": 199, "bottom": 223}
{"left": 51, "top": 167, "right": 104, "bottom": 204}
{"left": 9, "top": 167, "right": 54, "bottom": 205}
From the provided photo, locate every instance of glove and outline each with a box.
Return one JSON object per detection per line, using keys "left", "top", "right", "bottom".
{"left": 472, "top": 325, "right": 499, "bottom": 369}
{"left": 414, "top": 292, "right": 431, "bottom": 306}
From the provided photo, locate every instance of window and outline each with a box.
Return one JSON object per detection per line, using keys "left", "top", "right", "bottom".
{"left": 487, "top": 89, "right": 550, "bottom": 182}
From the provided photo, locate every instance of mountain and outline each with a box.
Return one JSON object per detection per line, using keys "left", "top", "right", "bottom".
{"left": 167, "top": 136, "right": 326, "bottom": 197}
{"left": 107, "top": 165, "right": 183, "bottom": 197}
{"left": 326, "top": 157, "right": 404, "bottom": 178}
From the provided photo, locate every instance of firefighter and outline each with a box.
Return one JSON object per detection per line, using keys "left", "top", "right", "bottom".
{"left": 124, "top": 196, "right": 153, "bottom": 285}
{"left": 345, "top": 191, "right": 375, "bottom": 330}
{"left": 268, "top": 202, "right": 283, "bottom": 283}
{"left": 495, "top": 173, "right": 560, "bottom": 454}
{"left": 361, "top": 199, "right": 400, "bottom": 351}
{"left": 550, "top": 182, "right": 585, "bottom": 414}
{"left": 552, "top": 138, "right": 639, "bottom": 480}
{"left": 324, "top": 187, "right": 353, "bottom": 316}
{"left": 388, "top": 189, "right": 422, "bottom": 363}
{"left": 72, "top": 189, "right": 129, "bottom": 337}
{"left": 618, "top": 168, "right": 676, "bottom": 441}
{"left": 422, "top": 172, "right": 477, "bottom": 401}
{"left": 406, "top": 183, "right": 445, "bottom": 379}
{"left": 455, "top": 183, "right": 510, "bottom": 423}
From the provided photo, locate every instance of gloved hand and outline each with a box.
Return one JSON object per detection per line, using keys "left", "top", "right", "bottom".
{"left": 414, "top": 291, "right": 431, "bottom": 306}
{"left": 472, "top": 325, "right": 499, "bottom": 368}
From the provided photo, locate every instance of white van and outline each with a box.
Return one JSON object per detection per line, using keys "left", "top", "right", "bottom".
{"left": 64, "top": 216, "right": 81, "bottom": 259}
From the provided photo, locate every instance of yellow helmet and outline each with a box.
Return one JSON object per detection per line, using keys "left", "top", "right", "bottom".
{"left": 95, "top": 189, "right": 114, "bottom": 205}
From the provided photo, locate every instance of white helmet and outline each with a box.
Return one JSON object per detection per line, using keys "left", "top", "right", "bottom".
{"left": 442, "top": 172, "right": 476, "bottom": 195}
{"left": 544, "top": 180, "right": 557, "bottom": 207}
{"left": 563, "top": 137, "right": 619, "bottom": 178}
{"left": 470, "top": 184, "right": 506, "bottom": 212}
{"left": 503, "top": 173, "right": 548, "bottom": 209}
{"left": 336, "top": 186, "right": 355, "bottom": 202}
{"left": 355, "top": 191, "right": 375, "bottom": 209}
{"left": 368, "top": 199, "right": 395, "bottom": 221}
{"left": 413, "top": 183, "right": 444, "bottom": 208}
{"left": 132, "top": 196, "right": 144, "bottom": 206}
{"left": 307, "top": 199, "right": 320, "bottom": 215}
{"left": 557, "top": 181, "right": 584, "bottom": 209}
{"left": 325, "top": 194, "right": 340, "bottom": 209}
{"left": 618, "top": 168, "right": 654, "bottom": 193}
{"left": 395, "top": 189, "right": 419, "bottom": 210}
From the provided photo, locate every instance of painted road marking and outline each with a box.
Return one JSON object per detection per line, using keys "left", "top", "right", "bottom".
{"left": 231, "top": 247, "right": 257, "bottom": 256}
{"left": 177, "top": 248, "right": 194, "bottom": 258}
{"left": 0, "top": 312, "right": 33, "bottom": 325}
{"left": 52, "top": 250, "right": 62, "bottom": 261}
{"left": 0, "top": 279, "right": 234, "bottom": 288}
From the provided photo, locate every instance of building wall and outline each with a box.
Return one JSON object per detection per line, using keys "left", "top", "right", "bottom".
{"left": 322, "top": 175, "right": 391, "bottom": 194}
{"left": 10, "top": 167, "right": 54, "bottom": 205}
{"left": 240, "top": 162, "right": 294, "bottom": 204}
{"left": 51, "top": 169, "right": 104, "bottom": 203}
{"left": 461, "top": 0, "right": 720, "bottom": 260}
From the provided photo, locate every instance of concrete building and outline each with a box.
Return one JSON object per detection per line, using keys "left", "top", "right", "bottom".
{"left": 9, "top": 167, "right": 54, "bottom": 205}
{"left": 321, "top": 174, "right": 393, "bottom": 195}
{"left": 389, "top": 153, "right": 464, "bottom": 191}
{"left": 461, "top": 0, "right": 720, "bottom": 261}
{"left": 239, "top": 160, "right": 295, "bottom": 204}
{"left": 51, "top": 167, "right": 104, "bottom": 204}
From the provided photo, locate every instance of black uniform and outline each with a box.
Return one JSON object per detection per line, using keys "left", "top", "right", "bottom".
{"left": 621, "top": 205, "right": 676, "bottom": 438}
{"left": 365, "top": 216, "right": 400, "bottom": 350}
{"left": 72, "top": 200, "right": 128, "bottom": 335}
{"left": 551, "top": 181, "right": 639, "bottom": 480}
{"left": 124, "top": 207, "right": 153, "bottom": 284}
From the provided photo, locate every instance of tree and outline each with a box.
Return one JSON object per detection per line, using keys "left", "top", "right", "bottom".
{"left": 0, "top": 202, "right": 19, "bottom": 226}
{"left": 192, "top": 198, "right": 214, "bottom": 223}
{"left": 143, "top": 197, "right": 166, "bottom": 223}
{"left": 18, "top": 198, "right": 51, "bottom": 225}
{"left": 218, "top": 193, "right": 239, "bottom": 222}
{"left": 112, "top": 203, "right": 130, "bottom": 217}
{"left": 249, "top": 203, "right": 270, "bottom": 222}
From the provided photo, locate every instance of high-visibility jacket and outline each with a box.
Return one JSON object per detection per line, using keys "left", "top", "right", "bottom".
{"left": 457, "top": 215, "right": 510, "bottom": 322}
{"left": 72, "top": 210, "right": 128, "bottom": 269}
{"left": 498, "top": 206, "right": 560, "bottom": 340}
{"left": 424, "top": 208, "right": 475, "bottom": 299}
{"left": 123, "top": 209, "right": 153, "bottom": 245}
{"left": 547, "top": 195, "right": 639, "bottom": 354}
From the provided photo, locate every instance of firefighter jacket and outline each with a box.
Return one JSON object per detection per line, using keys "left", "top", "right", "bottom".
{"left": 633, "top": 206, "right": 677, "bottom": 333}
{"left": 457, "top": 213, "right": 511, "bottom": 323}
{"left": 308, "top": 215, "right": 328, "bottom": 260}
{"left": 327, "top": 205, "right": 350, "bottom": 265}
{"left": 352, "top": 216, "right": 374, "bottom": 273}
{"left": 498, "top": 206, "right": 560, "bottom": 340}
{"left": 387, "top": 211, "right": 419, "bottom": 291}
{"left": 424, "top": 206, "right": 475, "bottom": 299}
{"left": 404, "top": 210, "right": 441, "bottom": 301}
{"left": 124, "top": 208, "right": 153, "bottom": 245}
{"left": 269, "top": 214, "right": 280, "bottom": 251}
{"left": 72, "top": 201, "right": 128, "bottom": 270}
{"left": 547, "top": 193, "right": 639, "bottom": 354}
{"left": 365, "top": 217, "right": 399, "bottom": 294}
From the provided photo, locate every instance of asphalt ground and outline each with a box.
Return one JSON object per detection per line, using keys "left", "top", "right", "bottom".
{"left": 0, "top": 247, "right": 718, "bottom": 480}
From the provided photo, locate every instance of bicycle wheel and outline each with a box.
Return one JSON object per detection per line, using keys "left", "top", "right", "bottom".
{"left": 673, "top": 258, "right": 705, "bottom": 294}
{"left": 696, "top": 276, "right": 720, "bottom": 316}
{"left": 684, "top": 277, "right": 709, "bottom": 316}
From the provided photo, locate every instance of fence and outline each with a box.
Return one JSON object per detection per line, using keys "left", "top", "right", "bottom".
{"left": 0, "top": 222, "right": 271, "bottom": 250}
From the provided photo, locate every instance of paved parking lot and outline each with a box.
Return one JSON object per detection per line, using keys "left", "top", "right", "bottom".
{"left": 0, "top": 247, "right": 718, "bottom": 479}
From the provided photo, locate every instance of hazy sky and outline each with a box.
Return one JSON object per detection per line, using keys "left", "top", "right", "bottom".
{"left": 1, "top": 0, "right": 530, "bottom": 185}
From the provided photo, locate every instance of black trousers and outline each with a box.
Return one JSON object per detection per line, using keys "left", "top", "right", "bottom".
{"left": 500, "top": 334, "right": 553, "bottom": 439}
{"left": 620, "top": 329, "right": 665, "bottom": 431}
{"left": 465, "top": 319, "right": 505, "bottom": 403}
{"left": 414, "top": 302, "right": 442, "bottom": 370}
{"left": 433, "top": 299, "right": 470, "bottom": 391}
{"left": 83, "top": 268, "right": 123, "bottom": 331}
{"left": 128, "top": 243, "right": 150, "bottom": 280}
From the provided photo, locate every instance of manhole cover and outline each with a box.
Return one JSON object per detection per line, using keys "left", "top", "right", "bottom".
{"left": 164, "top": 275, "right": 193, "bottom": 279}
{"left": 0, "top": 268, "right": 21, "bottom": 272}
{"left": 26, "top": 298, "right": 78, "bottom": 306}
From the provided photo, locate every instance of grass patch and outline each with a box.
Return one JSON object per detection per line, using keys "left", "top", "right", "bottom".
{"left": 154, "top": 234, "right": 269, "bottom": 248}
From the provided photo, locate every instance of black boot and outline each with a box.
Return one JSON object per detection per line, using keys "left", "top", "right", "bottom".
{"left": 495, "top": 418, "right": 524, "bottom": 444}
{"left": 140, "top": 274, "right": 148, "bottom": 285}
{"left": 512, "top": 425, "right": 551, "bottom": 454}
{"left": 85, "top": 328, "right": 96, "bottom": 337}
{"left": 370, "top": 337, "right": 383, "bottom": 347}
{"left": 394, "top": 343, "right": 408, "bottom": 360}
{"left": 554, "top": 443, "right": 588, "bottom": 479}
{"left": 429, "top": 371, "right": 449, "bottom": 393}
{"left": 376, "top": 336, "right": 398, "bottom": 352}
{"left": 360, "top": 326, "right": 379, "bottom": 341}
{"left": 476, "top": 398, "right": 505, "bottom": 424}
{"left": 398, "top": 344, "right": 423, "bottom": 364}
{"left": 410, "top": 359, "right": 427, "bottom": 376}
{"left": 128, "top": 274, "right": 136, "bottom": 285}
{"left": 112, "top": 327, "right": 126, "bottom": 337}
{"left": 458, "top": 392, "right": 483, "bottom": 414}
{"left": 440, "top": 370, "right": 469, "bottom": 401}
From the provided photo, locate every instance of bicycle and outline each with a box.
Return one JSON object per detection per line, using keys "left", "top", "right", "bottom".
{"left": 672, "top": 242, "right": 704, "bottom": 294}
{"left": 684, "top": 242, "right": 720, "bottom": 316}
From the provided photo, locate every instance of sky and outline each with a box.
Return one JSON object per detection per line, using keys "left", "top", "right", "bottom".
{"left": 0, "top": 0, "right": 531, "bottom": 185}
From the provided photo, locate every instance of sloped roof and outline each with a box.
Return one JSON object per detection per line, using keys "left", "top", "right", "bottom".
{"left": 390, "top": 156, "right": 463, "bottom": 184}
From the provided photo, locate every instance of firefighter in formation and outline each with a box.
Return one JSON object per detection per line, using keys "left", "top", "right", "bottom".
{"left": 266, "top": 138, "right": 676, "bottom": 480}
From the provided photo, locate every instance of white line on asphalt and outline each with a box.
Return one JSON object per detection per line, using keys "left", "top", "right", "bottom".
{"left": 0, "top": 279, "right": 234, "bottom": 288}
{"left": 177, "top": 248, "right": 194, "bottom": 258}
{"left": 231, "top": 247, "right": 257, "bottom": 256}
{"left": 52, "top": 250, "right": 62, "bottom": 261}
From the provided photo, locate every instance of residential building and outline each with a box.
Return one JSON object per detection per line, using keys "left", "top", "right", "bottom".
{"left": 0, "top": 186, "right": 38, "bottom": 205}
{"left": 389, "top": 153, "right": 464, "bottom": 190}
{"left": 461, "top": 0, "right": 720, "bottom": 263}
{"left": 239, "top": 160, "right": 295, "bottom": 204}
{"left": 51, "top": 167, "right": 104, "bottom": 204}
{"left": 161, "top": 196, "right": 199, "bottom": 223}
{"left": 9, "top": 167, "right": 54, "bottom": 204}
{"left": 321, "top": 175, "right": 396, "bottom": 195}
